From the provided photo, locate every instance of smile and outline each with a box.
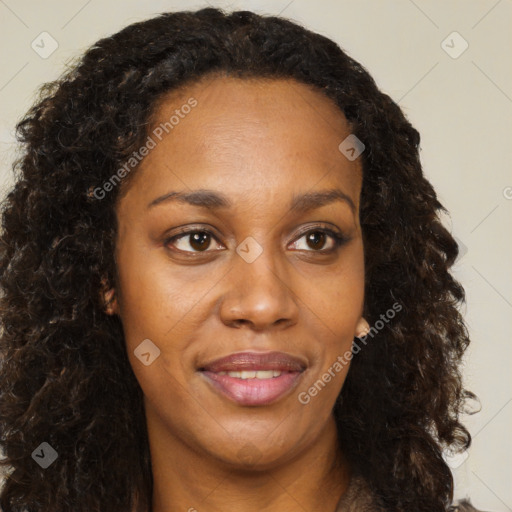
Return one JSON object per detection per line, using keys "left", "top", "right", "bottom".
{"left": 198, "top": 351, "right": 307, "bottom": 406}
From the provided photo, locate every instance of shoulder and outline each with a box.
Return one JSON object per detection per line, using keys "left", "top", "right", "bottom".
{"left": 451, "top": 499, "right": 492, "bottom": 512}
{"left": 335, "top": 475, "right": 493, "bottom": 512}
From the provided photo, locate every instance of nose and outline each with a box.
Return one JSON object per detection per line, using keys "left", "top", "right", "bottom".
{"left": 219, "top": 246, "right": 299, "bottom": 331}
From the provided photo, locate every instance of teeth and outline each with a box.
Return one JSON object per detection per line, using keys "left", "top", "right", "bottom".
{"left": 217, "top": 370, "right": 282, "bottom": 379}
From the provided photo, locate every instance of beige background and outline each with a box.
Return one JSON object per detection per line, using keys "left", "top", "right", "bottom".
{"left": 1, "top": 0, "right": 511, "bottom": 509}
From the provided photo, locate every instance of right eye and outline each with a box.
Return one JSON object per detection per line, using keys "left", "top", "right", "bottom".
{"left": 164, "top": 229, "right": 224, "bottom": 254}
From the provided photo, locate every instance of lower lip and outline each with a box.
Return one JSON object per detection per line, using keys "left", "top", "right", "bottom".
{"left": 200, "top": 371, "right": 304, "bottom": 406}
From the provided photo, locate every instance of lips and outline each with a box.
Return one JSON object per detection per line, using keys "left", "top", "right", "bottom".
{"left": 198, "top": 351, "right": 307, "bottom": 406}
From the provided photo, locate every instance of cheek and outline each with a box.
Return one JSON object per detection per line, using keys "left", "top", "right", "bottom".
{"left": 115, "top": 243, "right": 210, "bottom": 344}
{"left": 297, "top": 243, "right": 364, "bottom": 393}
{"left": 114, "top": 249, "right": 208, "bottom": 406}
{"left": 299, "top": 241, "right": 365, "bottom": 335}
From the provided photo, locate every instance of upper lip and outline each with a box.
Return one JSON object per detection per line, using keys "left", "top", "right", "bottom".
{"left": 199, "top": 351, "right": 307, "bottom": 373}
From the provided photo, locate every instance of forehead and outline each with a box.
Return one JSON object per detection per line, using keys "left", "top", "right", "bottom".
{"left": 151, "top": 74, "right": 351, "bottom": 155}
{"left": 119, "top": 75, "right": 362, "bottom": 210}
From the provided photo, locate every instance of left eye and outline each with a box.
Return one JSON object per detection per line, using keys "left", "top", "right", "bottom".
{"left": 289, "top": 229, "right": 345, "bottom": 252}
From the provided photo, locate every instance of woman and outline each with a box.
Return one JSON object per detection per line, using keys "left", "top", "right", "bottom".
{"left": 0, "top": 7, "right": 484, "bottom": 512}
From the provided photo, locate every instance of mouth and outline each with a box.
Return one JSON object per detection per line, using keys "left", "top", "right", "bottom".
{"left": 198, "top": 351, "right": 307, "bottom": 406}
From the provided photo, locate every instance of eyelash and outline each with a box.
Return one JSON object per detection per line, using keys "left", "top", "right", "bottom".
{"left": 163, "top": 225, "right": 349, "bottom": 255}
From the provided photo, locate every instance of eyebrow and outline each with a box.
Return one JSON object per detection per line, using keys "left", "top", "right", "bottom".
{"left": 147, "top": 188, "right": 356, "bottom": 214}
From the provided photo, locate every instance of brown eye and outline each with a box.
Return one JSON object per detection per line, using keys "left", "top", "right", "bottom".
{"left": 165, "top": 230, "right": 221, "bottom": 253}
{"left": 305, "top": 231, "right": 327, "bottom": 250}
{"left": 188, "top": 232, "right": 211, "bottom": 251}
{"left": 290, "top": 228, "right": 346, "bottom": 253}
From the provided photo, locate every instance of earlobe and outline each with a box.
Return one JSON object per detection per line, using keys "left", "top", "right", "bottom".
{"left": 355, "top": 317, "right": 370, "bottom": 338}
{"left": 100, "top": 277, "right": 119, "bottom": 315}
{"left": 103, "top": 288, "right": 119, "bottom": 315}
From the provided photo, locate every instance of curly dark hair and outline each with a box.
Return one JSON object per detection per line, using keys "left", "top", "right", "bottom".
{"left": 0, "top": 7, "right": 474, "bottom": 512}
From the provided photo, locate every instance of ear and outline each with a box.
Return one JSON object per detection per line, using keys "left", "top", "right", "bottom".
{"left": 100, "top": 278, "right": 119, "bottom": 316}
{"left": 354, "top": 317, "right": 370, "bottom": 338}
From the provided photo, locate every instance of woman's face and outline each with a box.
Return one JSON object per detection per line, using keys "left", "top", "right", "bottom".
{"left": 111, "top": 75, "right": 364, "bottom": 469}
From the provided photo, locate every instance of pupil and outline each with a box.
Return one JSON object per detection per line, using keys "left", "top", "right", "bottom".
{"left": 307, "top": 231, "right": 325, "bottom": 250}
{"left": 191, "top": 232, "right": 210, "bottom": 251}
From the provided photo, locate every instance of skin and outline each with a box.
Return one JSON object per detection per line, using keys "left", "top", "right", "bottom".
{"left": 107, "top": 74, "right": 367, "bottom": 512}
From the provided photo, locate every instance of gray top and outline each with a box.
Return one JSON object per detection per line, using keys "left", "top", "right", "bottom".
{"left": 334, "top": 474, "right": 491, "bottom": 511}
